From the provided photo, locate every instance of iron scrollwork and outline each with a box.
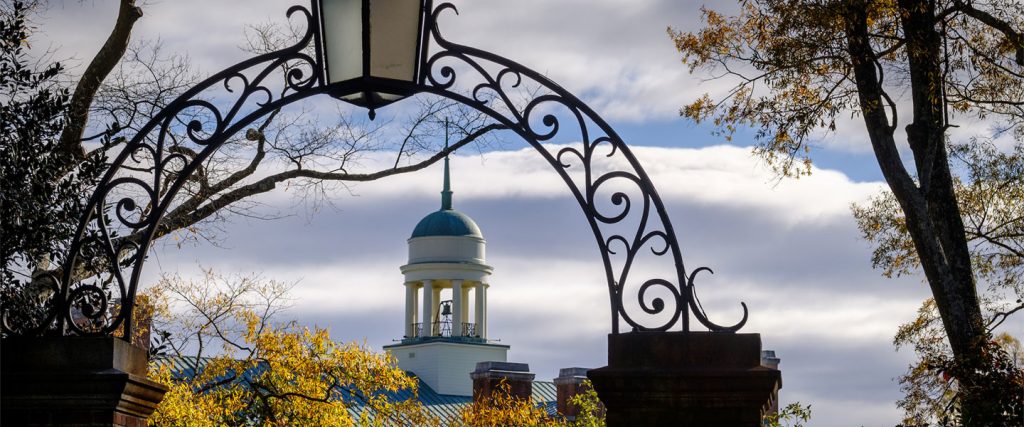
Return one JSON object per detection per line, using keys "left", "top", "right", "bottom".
{"left": 1, "top": 5, "right": 329, "bottom": 338}
{"left": 417, "top": 3, "right": 747, "bottom": 333}
{"left": 3, "top": 2, "right": 746, "bottom": 339}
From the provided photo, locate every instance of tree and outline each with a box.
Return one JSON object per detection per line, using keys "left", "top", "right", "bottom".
{"left": 455, "top": 381, "right": 554, "bottom": 427}
{"left": 892, "top": 299, "right": 1023, "bottom": 425}
{"left": 0, "top": 1, "right": 107, "bottom": 330}
{"left": 856, "top": 138, "right": 1024, "bottom": 421}
{"left": 669, "top": 0, "right": 1023, "bottom": 421}
{"left": 1, "top": 1, "right": 504, "bottom": 332}
{"left": 854, "top": 140, "right": 1024, "bottom": 422}
{"left": 763, "top": 402, "right": 812, "bottom": 427}
{"left": 145, "top": 270, "right": 611, "bottom": 427}
{"left": 144, "top": 270, "right": 439, "bottom": 427}
{"left": 853, "top": 142, "right": 1024, "bottom": 298}
{"left": 563, "top": 381, "right": 606, "bottom": 427}
{"left": 453, "top": 380, "right": 605, "bottom": 427}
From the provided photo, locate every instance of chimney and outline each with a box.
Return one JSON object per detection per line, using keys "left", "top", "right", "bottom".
{"left": 554, "top": 367, "right": 594, "bottom": 419}
{"left": 471, "top": 361, "right": 535, "bottom": 401}
{"left": 761, "top": 350, "right": 781, "bottom": 414}
{"left": 760, "top": 350, "right": 780, "bottom": 370}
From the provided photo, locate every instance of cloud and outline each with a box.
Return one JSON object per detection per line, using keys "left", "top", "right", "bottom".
{"left": 35, "top": 0, "right": 717, "bottom": 123}
{"left": 145, "top": 145, "right": 930, "bottom": 426}
{"left": 34, "top": 3, "right": 940, "bottom": 424}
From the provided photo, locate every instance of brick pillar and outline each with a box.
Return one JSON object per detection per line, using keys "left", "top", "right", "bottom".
{"left": 760, "top": 350, "right": 781, "bottom": 415}
{"left": 588, "top": 332, "right": 781, "bottom": 427}
{"left": 554, "top": 367, "right": 601, "bottom": 419}
{"left": 471, "top": 361, "right": 535, "bottom": 401}
{"left": 1, "top": 337, "right": 167, "bottom": 427}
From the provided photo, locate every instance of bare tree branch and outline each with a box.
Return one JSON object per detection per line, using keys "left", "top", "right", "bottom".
{"left": 58, "top": 0, "right": 142, "bottom": 162}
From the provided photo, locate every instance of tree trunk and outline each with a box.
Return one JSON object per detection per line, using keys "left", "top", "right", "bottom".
{"left": 58, "top": 0, "right": 142, "bottom": 164}
{"left": 895, "top": 0, "right": 985, "bottom": 362}
{"left": 845, "top": 0, "right": 987, "bottom": 418}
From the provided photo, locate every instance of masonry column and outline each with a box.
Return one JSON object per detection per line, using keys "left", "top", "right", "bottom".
{"left": 555, "top": 367, "right": 600, "bottom": 420}
{"left": 452, "top": 279, "right": 464, "bottom": 336}
{"left": 588, "top": 332, "right": 781, "bottom": 426}
{"left": 421, "top": 279, "right": 435, "bottom": 336}
{"left": 404, "top": 281, "right": 419, "bottom": 338}
{"left": 1, "top": 337, "right": 167, "bottom": 426}
{"left": 471, "top": 362, "right": 535, "bottom": 401}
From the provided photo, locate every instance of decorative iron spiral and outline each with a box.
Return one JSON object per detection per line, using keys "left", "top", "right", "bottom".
{"left": 3, "top": 2, "right": 746, "bottom": 339}
{"left": 420, "top": 3, "right": 747, "bottom": 333}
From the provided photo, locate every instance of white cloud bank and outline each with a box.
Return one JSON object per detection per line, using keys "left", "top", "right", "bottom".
{"left": 150, "top": 145, "right": 929, "bottom": 426}
{"left": 31, "top": 1, "right": 940, "bottom": 424}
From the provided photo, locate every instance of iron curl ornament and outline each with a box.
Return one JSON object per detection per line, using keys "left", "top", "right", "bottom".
{"left": 2, "top": 1, "right": 747, "bottom": 339}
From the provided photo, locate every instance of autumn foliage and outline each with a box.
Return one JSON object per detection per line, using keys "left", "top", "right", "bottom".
{"left": 670, "top": 0, "right": 1023, "bottom": 423}
{"left": 142, "top": 271, "right": 607, "bottom": 426}
{"left": 454, "top": 380, "right": 604, "bottom": 427}
{"left": 148, "top": 309, "right": 434, "bottom": 426}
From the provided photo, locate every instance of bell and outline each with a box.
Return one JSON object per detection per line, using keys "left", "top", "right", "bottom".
{"left": 440, "top": 302, "right": 452, "bottom": 317}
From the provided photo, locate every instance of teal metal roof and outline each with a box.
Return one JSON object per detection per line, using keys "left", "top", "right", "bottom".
{"left": 410, "top": 152, "right": 484, "bottom": 239}
{"left": 347, "top": 374, "right": 557, "bottom": 423}
{"left": 410, "top": 209, "right": 483, "bottom": 238}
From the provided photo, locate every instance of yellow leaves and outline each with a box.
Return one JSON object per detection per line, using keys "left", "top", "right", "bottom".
{"left": 149, "top": 316, "right": 428, "bottom": 426}
{"left": 851, "top": 189, "right": 917, "bottom": 278}
{"left": 148, "top": 361, "right": 249, "bottom": 427}
{"left": 680, "top": 94, "right": 714, "bottom": 122}
{"left": 668, "top": 7, "right": 743, "bottom": 71}
{"left": 455, "top": 381, "right": 605, "bottom": 427}
{"left": 565, "top": 381, "right": 605, "bottom": 427}
{"left": 670, "top": 0, "right": 871, "bottom": 179}
{"left": 864, "top": 0, "right": 900, "bottom": 29}
{"left": 146, "top": 272, "right": 433, "bottom": 426}
{"left": 854, "top": 141, "right": 1024, "bottom": 290}
{"left": 455, "top": 381, "right": 554, "bottom": 427}
{"left": 763, "top": 402, "right": 812, "bottom": 427}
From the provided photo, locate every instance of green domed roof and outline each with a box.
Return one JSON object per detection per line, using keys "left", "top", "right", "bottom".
{"left": 410, "top": 151, "right": 483, "bottom": 238}
{"left": 411, "top": 209, "right": 482, "bottom": 238}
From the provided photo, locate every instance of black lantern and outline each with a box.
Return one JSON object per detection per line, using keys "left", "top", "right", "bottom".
{"left": 318, "top": 0, "right": 428, "bottom": 116}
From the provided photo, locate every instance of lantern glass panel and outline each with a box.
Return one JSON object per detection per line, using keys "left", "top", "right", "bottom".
{"left": 321, "top": 0, "right": 363, "bottom": 84}
{"left": 369, "top": 0, "right": 421, "bottom": 82}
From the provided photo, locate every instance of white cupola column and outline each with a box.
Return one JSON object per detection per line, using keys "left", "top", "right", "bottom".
{"left": 421, "top": 279, "right": 435, "bottom": 336}
{"left": 452, "top": 279, "right": 464, "bottom": 336}
{"left": 459, "top": 283, "right": 470, "bottom": 334}
{"left": 404, "top": 282, "right": 419, "bottom": 338}
{"left": 475, "top": 282, "right": 488, "bottom": 339}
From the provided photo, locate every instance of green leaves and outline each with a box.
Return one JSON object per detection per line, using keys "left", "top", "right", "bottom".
{"left": 1, "top": 1, "right": 88, "bottom": 292}
{"left": 762, "top": 402, "right": 812, "bottom": 427}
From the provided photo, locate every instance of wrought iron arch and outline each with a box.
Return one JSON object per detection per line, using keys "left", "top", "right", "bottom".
{"left": 3, "top": 3, "right": 747, "bottom": 339}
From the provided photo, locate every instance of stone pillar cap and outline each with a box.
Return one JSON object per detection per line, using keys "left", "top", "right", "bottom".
{"left": 471, "top": 361, "right": 535, "bottom": 382}
{"left": 557, "top": 367, "right": 590, "bottom": 379}
{"left": 474, "top": 361, "right": 530, "bottom": 373}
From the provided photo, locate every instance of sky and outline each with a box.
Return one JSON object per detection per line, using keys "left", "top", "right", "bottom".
{"left": 28, "top": 0, "right": 1020, "bottom": 425}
